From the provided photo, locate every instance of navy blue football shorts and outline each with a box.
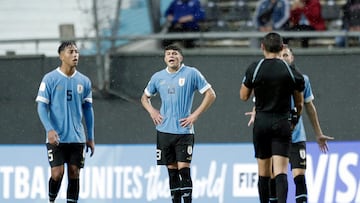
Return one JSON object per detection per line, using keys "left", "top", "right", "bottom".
{"left": 290, "top": 141, "right": 307, "bottom": 170}
{"left": 46, "top": 143, "right": 85, "bottom": 168}
{"left": 156, "top": 131, "right": 194, "bottom": 165}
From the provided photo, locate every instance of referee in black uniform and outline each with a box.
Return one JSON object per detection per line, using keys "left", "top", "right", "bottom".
{"left": 240, "top": 32, "right": 305, "bottom": 203}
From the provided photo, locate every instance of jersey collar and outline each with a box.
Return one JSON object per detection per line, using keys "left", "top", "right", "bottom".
{"left": 166, "top": 63, "right": 184, "bottom": 74}
{"left": 57, "top": 67, "right": 77, "bottom": 78}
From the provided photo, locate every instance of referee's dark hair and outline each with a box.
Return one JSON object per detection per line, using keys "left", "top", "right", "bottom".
{"left": 164, "top": 44, "right": 183, "bottom": 56}
{"left": 262, "top": 32, "right": 283, "bottom": 53}
{"left": 58, "top": 41, "right": 77, "bottom": 54}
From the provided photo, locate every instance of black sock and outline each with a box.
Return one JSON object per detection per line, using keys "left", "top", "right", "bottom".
{"left": 168, "top": 168, "right": 181, "bottom": 203}
{"left": 179, "top": 167, "right": 192, "bottom": 203}
{"left": 275, "top": 173, "right": 288, "bottom": 203}
{"left": 269, "top": 178, "right": 278, "bottom": 203}
{"left": 258, "top": 176, "right": 270, "bottom": 203}
{"left": 49, "top": 178, "right": 61, "bottom": 201}
{"left": 67, "top": 178, "right": 79, "bottom": 203}
{"left": 294, "top": 175, "right": 307, "bottom": 203}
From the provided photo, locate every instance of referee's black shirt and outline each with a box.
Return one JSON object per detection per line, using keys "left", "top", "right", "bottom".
{"left": 243, "top": 58, "right": 305, "bottom": 113}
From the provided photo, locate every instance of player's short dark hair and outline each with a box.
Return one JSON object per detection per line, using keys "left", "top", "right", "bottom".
{"left": 58, "top": 41, "right": 77, "bottom": 54}
{"left": 164, "top": 44, "right": 183, "bottom": 55}
{"left": 262, "top": 32, "right": 283, "bottom": 53}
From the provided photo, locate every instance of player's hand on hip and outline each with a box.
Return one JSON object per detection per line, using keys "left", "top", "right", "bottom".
{"left": 48, "top": 130, "right": 59, "bottom": 146}
{"left": 179, "top": 114, "right": 198, "bottom": 128}
{"left": 150, "top": 109, "right": 163, "bottom": 125}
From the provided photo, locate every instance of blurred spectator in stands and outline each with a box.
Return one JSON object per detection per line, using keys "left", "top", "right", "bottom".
{"left": 251, "top": 0, "right": 290, "bottom": 48}
{"left": 285, "top": 0, "right": 326, "bottom": 47}
{"left": 335, "top": 0, "right": 360, "bottom": 47}
{"left": 254, "top": 0, "right": 290, "bottom": 32}
{"left": 162, "top": 0, "right": 205, "bottom": 48}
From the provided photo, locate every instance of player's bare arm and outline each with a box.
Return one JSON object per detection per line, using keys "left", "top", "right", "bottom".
{"left": 240, "top": 84, "right": 252, "bottom": 101}
{"left": 180, "top": 87, "right": 216, "bottom": 127}
{"left": 304, "top": 101, "right": 334, "bottom": 153}
{"left": 293, "top": 90, "right": 304, "bottom": 115}
{"left": 141, "top": 93, "right": 163, "bottom": 125}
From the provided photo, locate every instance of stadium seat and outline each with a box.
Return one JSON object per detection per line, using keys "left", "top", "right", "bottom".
{"left": 227, "top": 0, "right": 252, "bottom": 21}
{"left": 204, "top": 0, "right": 220, "bottom": 22}
{"left": 321, "top": 0, "right": 342, "bottom": 30}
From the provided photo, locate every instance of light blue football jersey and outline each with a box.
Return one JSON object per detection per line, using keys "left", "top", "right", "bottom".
{"left": 144, "top": 64, "right": 211, "bottom": 134}
{"left": 36, "top": 68, "right": 92, "bottom": 143}
{"left": 291, "top": 74, "right": 314, "bottom": 143}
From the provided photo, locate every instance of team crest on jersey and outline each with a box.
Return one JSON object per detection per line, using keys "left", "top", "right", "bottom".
{"left": 187, "top": 145, "right": 193, "bottom": 155}
{"left": 178, "top": 78, "right": 185, "bottom": 86}
{"left": 77, "top": 84, "right": 84, "bottom": 94}
{"left": 299, "top": 149, "right": 306, "bottom": 159}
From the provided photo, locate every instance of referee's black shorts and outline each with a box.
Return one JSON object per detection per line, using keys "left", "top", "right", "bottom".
{"left": 253, "top": 112, "right": 292, "bottom": 159}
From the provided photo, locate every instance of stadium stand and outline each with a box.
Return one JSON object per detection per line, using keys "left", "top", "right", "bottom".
{"left": 201, "top": 0, "right": 253, "bottom": 31}
{"left": 195, "top": 0, "right": 354, "bottom": 48}
{"left": 0, "top": 0, "right": 357, "bottom": 57}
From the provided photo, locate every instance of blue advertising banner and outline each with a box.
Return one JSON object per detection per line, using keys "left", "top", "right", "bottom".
{"left": 0, "top": 142, "right": 359, "bottom": 203}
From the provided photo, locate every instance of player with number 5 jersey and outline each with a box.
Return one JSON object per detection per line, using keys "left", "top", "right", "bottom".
{"left": 36, "top": 41, "right": 94, "bottom": 203}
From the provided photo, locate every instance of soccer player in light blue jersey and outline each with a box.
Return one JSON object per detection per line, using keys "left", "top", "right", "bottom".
{"left": 246, "top": 44, "right": 334, "bottom": 203}
{"left": 36, "top": 41, "right": 95, "bottom": 203}
{"left": 141, "top": 44, "right": 216, "bottom": 203}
